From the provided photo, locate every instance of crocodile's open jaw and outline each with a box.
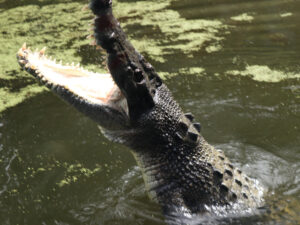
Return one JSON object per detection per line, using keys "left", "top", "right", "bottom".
{"left": 17, "top": 43, "right": 123, "bottom": 106}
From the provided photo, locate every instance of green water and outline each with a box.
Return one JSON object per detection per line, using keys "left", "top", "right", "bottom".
{"left": 0, "top": 0, "right": 299, "bottom": 224}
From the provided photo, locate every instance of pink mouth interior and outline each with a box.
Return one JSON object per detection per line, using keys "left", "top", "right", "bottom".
{"left": 22, "top": 50, "right": 119, "bottom": 104}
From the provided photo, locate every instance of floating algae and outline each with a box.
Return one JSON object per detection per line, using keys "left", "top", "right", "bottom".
{"left": 226, "top": 65, "right": 300, "bottom": 83}
{"left": 115, "top": 0, "right": 227, "bottom": 62}
{"left": 280, "top": 12, "right": 293, "bottom": 18}
{"left": 231, "top": 13, "right": 254, "bottom": 22}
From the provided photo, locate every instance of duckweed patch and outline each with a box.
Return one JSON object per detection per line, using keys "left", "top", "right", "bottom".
{"left": 226, "top": 65, "right": 300, "bottom": 83}
{"left": 178, "top": 67, "right": 205, "bottom": 76}
{"left": 57, "top": 163, "right": 102, "bottom": 187}
{"left": 231, "top": 13, "right": 254, "bottom": 22}
{"left": 280, "top": 12, "right": 293, "bottom": 18}
{"left": 117, "top": 0, "right": 228, "bottom": 62}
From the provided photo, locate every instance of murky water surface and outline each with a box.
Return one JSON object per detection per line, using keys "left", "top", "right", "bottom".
{"left": 0, "top": 0, "right": 299, "bottom": 224}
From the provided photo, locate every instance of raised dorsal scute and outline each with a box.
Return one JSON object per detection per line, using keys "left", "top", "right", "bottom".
{"left": 179, "top": 121, "right": 189, "bottom": 133}
{"left": 187, "top": 131, "right": 198, "bottom": 143}
{"left": 184, "top": 112, "right": 194, "bottom": 121}
{"left": 193, "top": 122, "right": 201, "bottom": 132}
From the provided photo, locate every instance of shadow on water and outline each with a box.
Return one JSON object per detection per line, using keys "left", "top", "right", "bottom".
{"left": 0, "top": 0, "right": 299, "bottom": 224}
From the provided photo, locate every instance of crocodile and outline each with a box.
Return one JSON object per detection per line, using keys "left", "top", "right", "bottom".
{"left": 16, "top": 0, "right": 264, "bottom": 223}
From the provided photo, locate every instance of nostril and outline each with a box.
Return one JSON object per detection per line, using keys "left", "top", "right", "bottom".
{"left": 133, "top": 68, "right": 144, "bottom": 83}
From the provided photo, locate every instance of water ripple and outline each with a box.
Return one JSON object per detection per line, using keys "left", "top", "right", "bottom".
{"left": 0, "top": 149, "right": 18, "bottom": 195}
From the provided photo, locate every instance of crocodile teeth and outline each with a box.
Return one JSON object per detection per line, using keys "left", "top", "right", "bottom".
{"left": 18, "top": 51, "right": 24, "bottom": 57}
{"left": 22, "top": 43, "right": 27, "bottom": 50}
{"left": 39, "top": 47, "right": 46, "bottom": 55}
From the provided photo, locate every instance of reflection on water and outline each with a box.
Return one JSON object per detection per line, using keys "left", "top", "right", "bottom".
{"left": 0, "top": 0, "right": 299, "bottom": 224}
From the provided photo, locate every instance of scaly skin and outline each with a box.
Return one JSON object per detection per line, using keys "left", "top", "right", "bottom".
{"left": 16, "top": 0, "right": 264, "bottom": 223}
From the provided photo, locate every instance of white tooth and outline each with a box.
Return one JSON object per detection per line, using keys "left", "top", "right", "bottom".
{"left": 25, "top": 63, "right": 30, "bottom": 68}
{"left": 18, "top": 60, "right": 25, "bottom": 64}
{"left": 22, "top": 43, "right": 27, "bottom": 50}
{"left": 18, "top": 51, "right": 25, "bottom": 57}
{"left": 59, "top": 60, "right": 62, "bottom": 65}
{"left": 76, "top": 63, "right": 80, "bottom": 68}
{"left": 71, "top": 62, "right": 75, "bottom": 67}
{"left": 66, "top": 63, "right": 69, "bottom": 66}
{"left": 40, "top": 47, "right": 46, "bottom": 55}
{"left": 53, "top": 59, "right": 56, "bottom": 63}
{"left": 49, "top": 56, "right": 52, "bottom": 60}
